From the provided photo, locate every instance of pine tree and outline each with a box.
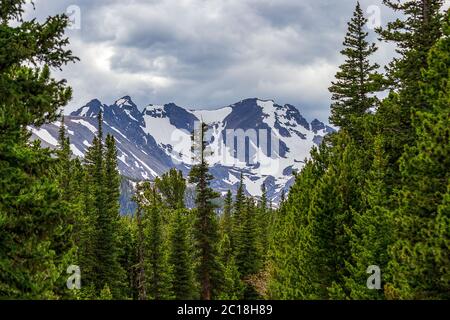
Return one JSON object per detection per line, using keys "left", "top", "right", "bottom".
{"left": 218, "top": 233, "right": 244, "bottom": 300}
{"left": 169, "top": 209, "right": 196, "bottom": 300}
{"left": 232, "top": 173, "right": 246, "bottom": 252}
{"left": 378, "top": 0, "right": 444, "bottom": 93}
{"left": 386, "top": 11, "right": 450, "bottom": 299}
{"left": 329, "top": 2, "right": 382, "bottom": 139}
{"left": 77, "top": 164, "right": 98, "bottom": 297}
{"left": 188, "top": 122, "right": 221, "bottom": 300}
{"left": 84, "top": 112, "right": 111, "bottom": 294}
{"left": 238, "top": 198, "right": 261, "bottom": 278}
{"left": 57, "top": 116, "right": 72, "bottom": 200}
{"left": 142, "top": 182, "right": 172, "bottom": 299}
{"left": 103, "top": 133, "right": 127, "bottom": 298}
{"left": 258, "top": 183, "right": 269, "bottom": 258}
{"left": 0, "top": 0, "right": 77, "bottom": 298}
{"left": 132, "top": 183, "right": 148, "bottom": 300}
{"left": 220, "top": 190, "right": 233, "bottom": 244}
{"left": 99, "top": 284, "right": 113, "bottom": 300}
{"left": 82, "top": 113, "right": 125, "bottom": 298}
{"left": 267, "top": 150, "right": 324, "bottom": 299}
{"left": 231, "top": 175, "right": 262, "bottom": 298}
{"left": 116, "top": 215, "right": 138, "bottom": 299}
{"left": 240, "top": 198, "right": 262, "bottom": 299}
{"left": 217, "top": 190, "right": 245, "bottom": 299}
{"left": 344, "top": 135, "right": 393, "bottom": 299}
{"left": 52, "top": 118, "right": 82, "bottom": 299}
{"left": 376, "top": 0, "right": 444, "bottom": 162}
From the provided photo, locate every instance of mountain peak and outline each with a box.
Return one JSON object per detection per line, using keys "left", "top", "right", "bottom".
{"left": 114, "top": 95, "right": 137, "bottom": 109}
{"left": 88, "top": 98, "right": 102, "bottom": 106}
{"left": 71, "top": 99, "right": 104, "bottom": 117}
{"left": 232, "top": 98, "right": 275, "bottom": 107}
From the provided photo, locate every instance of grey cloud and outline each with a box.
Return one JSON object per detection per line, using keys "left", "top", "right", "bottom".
{"left": 27, "top": 0, "right": 399, "bottom": 121}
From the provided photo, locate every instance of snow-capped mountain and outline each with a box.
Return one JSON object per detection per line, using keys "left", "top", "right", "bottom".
{"left": 29, "top": 96, "right": 334, "bottom": 203}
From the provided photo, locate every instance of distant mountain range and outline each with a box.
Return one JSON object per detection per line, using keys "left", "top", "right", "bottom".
{"left": 29, "top": 96, "right": 334, "bottom": 204}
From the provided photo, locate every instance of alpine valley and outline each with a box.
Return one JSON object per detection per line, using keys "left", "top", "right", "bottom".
{"left": 29, "top": 96, "right": 334, "bottom": 211}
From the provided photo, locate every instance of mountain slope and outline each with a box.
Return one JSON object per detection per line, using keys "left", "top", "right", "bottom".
{"left": 29, "top": 96, "right": 334, "bottom": 203}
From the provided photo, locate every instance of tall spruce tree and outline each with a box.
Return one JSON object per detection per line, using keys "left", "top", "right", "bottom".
{"left": 132, "top": 182, "right": 148, "bottom": 300}
{"left": 241, "top": 198, "right": 262, "bottom": 299}
{"left": 53, "top": 118, "right": 82, "bottom": 299}
{"left": 220, "top": 190, "right": 233, "bottom": 244}
{"left": 233, "top": 173, "right": 246, "bottom": 252}
{"left": 329, "top": 2, "right": 381, "bottom": 139}
{"left": 141, "top": 182, "right": 172, "bottom": 299}
{"left": 103, "top": 134, "right": 127, "bottom": 298}
{"left": 57, "top": 117, "right": 71, "bottom": 201}
{"left": 236, "top": 198, "right": 261, "bottom": 278}
{"left": 376, "top": 0, "right": 444, "bottom": 162}
{"left": 169, "top": 209, "right": 197, "bottom": 300}
{"left": 258, "top": 183, "right": 269, "bottom": 258}
{"left": 84, "top": 112, "right": 111, "bottom": 294}
{"left": 268, "top": 154, "right": 324, "bottom": 299}
{"left": 188, "top": 122, "right": 221, "bottom": 300}
{"left": 83, "top": 113, "right": 125, "bottom": 298}
{"left": 218, "top": 233, "right": 244, "bottom": 300}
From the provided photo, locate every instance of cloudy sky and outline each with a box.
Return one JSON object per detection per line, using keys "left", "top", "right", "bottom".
{"left": 24, "top": 0, "right": 406, "bottom": 121}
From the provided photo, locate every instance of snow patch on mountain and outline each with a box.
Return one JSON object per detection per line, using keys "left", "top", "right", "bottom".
{"left": 192, "top": 107, "right": 233, "bottom": 124}
{"left": 70, "top": 144, "right": 84, "bottom": 157}
{"left": 28, "top": 127, "right": 59, "bottom": 146}
{"left": 70, "top": 119, "right": 97, "bottom": 133}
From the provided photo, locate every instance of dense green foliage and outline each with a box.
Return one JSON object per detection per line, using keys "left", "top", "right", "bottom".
{"left": 0, "top": 0, "right": 77, "bottom": 299}
{"left": 268, "top": 1, "right": 450, "bottom": 300}
{"left": 0, "top": 1, "right": 448, "bottom": 300}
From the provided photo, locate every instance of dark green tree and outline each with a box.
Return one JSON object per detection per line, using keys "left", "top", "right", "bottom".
{"left": 220, "top": 190, "right": 233, "bottom": 244}
{"left": 132, "top": 182, "right": 148, "bottom": 300}
{"left": 82, "top": 113, "right": 125, "bottom": 298}
{"left": 386, "top": 12, "right": 450, "bottom": 299}
{"left": 258, "top": 183, "right": 269, "bottom": 258}
{"left": 217, "top": 233, "right": 244, "bottom": 300}
{"left": 268, "top": 155, "right": 323, "bottom": 299}
{"left": 84, "top": 113, "right": 112, "bottom": 294}
{"left": 376, "top": 0, "right": 444, "bottom": 162}
{"left": 232, "top": 173, "right": 246, "bottom": 252}
{"left": 0, "top": 0, "right": 77, "bottom": 298}
{"left": 343, "top": 135, "right": 393, "bottom": 299}
{"left": 188, "top": 122, "right": 221, "bottom": 300}
{"left": 169, "top": 209, "right": 197, "bottom": 300}
{"left": 142, "top": 182, "right": 172, "bottom": 299}
{"left": 328, "top": 2, "right": 382, "bottom": 139}
{"left": 103, "top": 133, "right": 127, "bottom": 298}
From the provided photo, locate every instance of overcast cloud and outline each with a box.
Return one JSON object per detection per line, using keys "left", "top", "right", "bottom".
{"left": 24, "top": 0, "right": 406, "bottom": 121}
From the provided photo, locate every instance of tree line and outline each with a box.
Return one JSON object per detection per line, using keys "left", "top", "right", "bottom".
{"left": 268, "top": 1, "right": 449, "bottom": 299}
